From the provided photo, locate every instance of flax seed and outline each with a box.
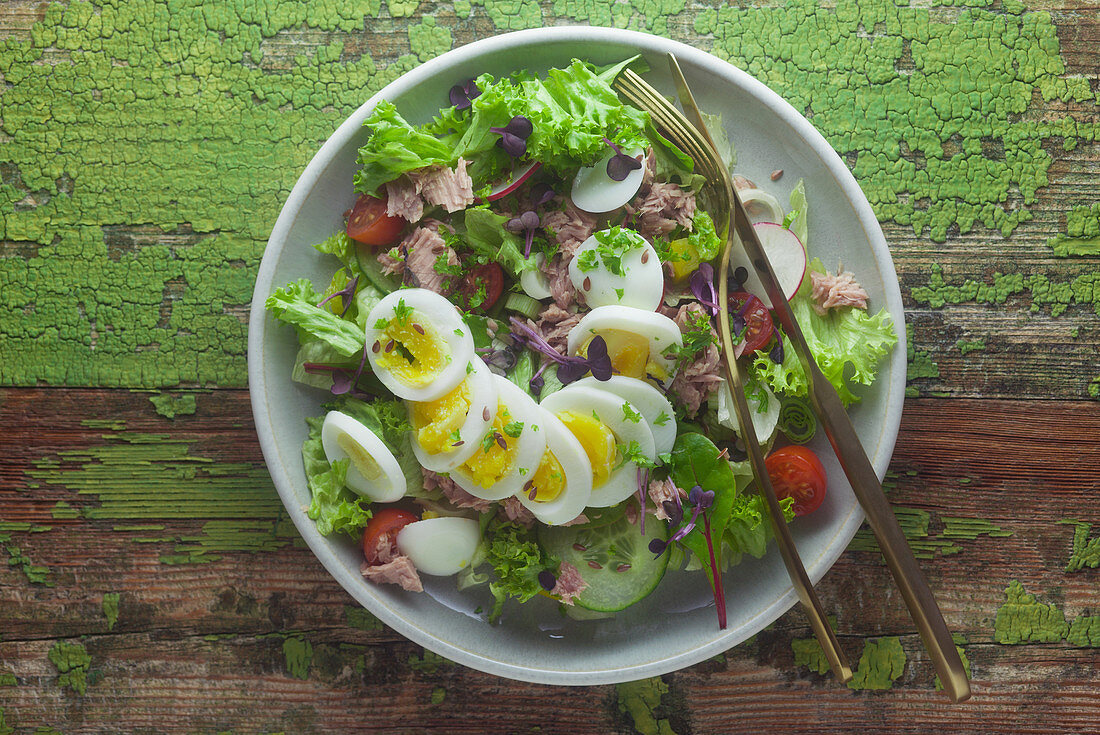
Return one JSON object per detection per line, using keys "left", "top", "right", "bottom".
{"left": 495, "top": 432, "right": 507, "bottom": 450}
{"left": 641, "top": 250, "right": 650, "bottom": 264}
{"left": 770, "top": 169, "right": 783, "bottom": 181}
{"left": 616, "top": 563, "right": 631, "bottom": 573}
{"left": 385, "top": 340, "right": 395, "bottom": 353}
{"left": 572, "top": 543, "right": 586, "bottom": 552}
{"left": 588, "top": 561, "right": 602, "bottom": 570}
{"left": 413, "top": 323, "right": 425, "bottom": 334}
{"left": 483, "top": 407, "right": 491, "bottom": 422}
{"left": 371, "top": 340, "right": 381, "bottom": 353}
{"left": 582, "top": 276, "right": 591, "bottom": 291}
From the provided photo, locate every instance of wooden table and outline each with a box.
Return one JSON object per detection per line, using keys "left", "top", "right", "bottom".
{"left": 2, "top": 2, "right": 1097, "bottom": 733}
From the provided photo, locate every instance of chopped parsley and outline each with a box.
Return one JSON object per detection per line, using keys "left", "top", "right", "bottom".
{"left": 614, "top": 287, "right": 625, "bottom": 300}
{"left": 662, "top": 308, "right": 716, "bottom": 370}
{"left": 615, "top": 440, "right": 657, "bottom": 470}
{"left": 480, "top": 431, "right": 498, "bottom": 453}
{"left": 575, "top": 226, "right": 644, "bottom": 276}
{"left": 654, "top": 410, "right": 671, "bottom": 426}
{"left": 448, "top": 428, "right": 463, "bottom": 444}
{"left": 502, "top": 420, "right": 525, "bottom": 438}
{"left": 392, "top": 298, "right": 414, "bottom": 324}
{"left": 621, "top": 402, "right": 643, "bottom": 423}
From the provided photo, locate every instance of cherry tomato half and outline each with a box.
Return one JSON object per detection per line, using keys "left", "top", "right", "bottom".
{"left": 362, "top": 508, "right": 419, "bottom": 564}
{"left": 728, "top": 291, "right": 774, "bottom": 354}
{"left": 454, "top": 263, "right": 504, "bottom": 311}
{"left": 764, "top": 445, "right": 827, "bottom": 516}
{"left": 346, "top": 194, "right": 406, "bottom": 247}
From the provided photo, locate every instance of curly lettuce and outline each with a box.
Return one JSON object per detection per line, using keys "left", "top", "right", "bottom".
{"left": 302, "top": 416, "right": 371, "bottom": 538}
{"left": 484, "top": 521, "right": 556, "bottom": 623}
{"left": 265, "top": 278, "right": 366, "bottom": 357}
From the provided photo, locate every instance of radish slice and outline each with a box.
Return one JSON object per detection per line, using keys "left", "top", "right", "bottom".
{"left": 520, "top": 253, "right": 552, "bottom": 300}
{"left": 487, "top": 160, "right": 541, "bottom": 201}
{"left": 570, "top": 147, "right": 645, "bottom": 214}
{"left": 738, "top": 187, "right": 785, "bottom": 225}
{"left": 729, "top": 222, "right": 807, "bottom": 308}
{"left": 396, "top": 517, "right": 481, "bottom": 576}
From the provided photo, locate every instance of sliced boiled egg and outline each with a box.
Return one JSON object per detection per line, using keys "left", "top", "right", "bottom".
{"left": 571, "top": 375, "right": 677, "bottom": 455}
{"left": 566, "top": 305, "right": 683, "bottom": 385}
{"left": 540, "top": 384, "right": 656, "bottom": 508}
{"left": 396, "top": 516, "right": 481, "bottom": 576}
{"left": 364, "top": 288, "right": 475, "bottom": 402}
{"left": 514, "top": 410, "right": 593, "bottom": 526}
{"left": 570, "top": 146, "right": 646, "bottom": 214}
{"left": 320, "top": 411, "right": 407, "bottom": 503}
{"left": 519, "top": 253, "right": 553, "bottom": 301}
{"left": 408, "top": 356, "right": 497, "bottom": 472}
{"left": 450, "top": 375, "right": 547, "bottom": 501}
{"left": 568, "top": 229, "right": 663, "bottom": 311}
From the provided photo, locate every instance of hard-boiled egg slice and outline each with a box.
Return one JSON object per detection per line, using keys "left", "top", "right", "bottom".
{"left": 320, "top": 411, "right": 407, "bottom": 503}
{"left": 568, "top": 228, "right": 663, "bottom": 311}
{"left": 408, "top": 356, "right": 497, "bottom": 472}
{"left": 540, "top": 384, "right": 655, "bottom": 508}
{"left": 566, "top": 305, "right": 683, "bottom": 385}
{"left": 450, "top": 375, "right": 547, "bottom": 501}
{"left": 396, "top": 517, "right": 481, "bottom": 576}
{"left": 520, "top": 253, "right": 553, "bottom": 301}
{"left": 570, "top": 146, "right": 646, "bottom": 214}
{"left": 364, "top": 288, "right": 474, "bottom": 402}
{"left": 514, "top": 411, "right": 593, "bottom": 526}
{"left": 571, "top": 375, "right": 677, "bottom": 455}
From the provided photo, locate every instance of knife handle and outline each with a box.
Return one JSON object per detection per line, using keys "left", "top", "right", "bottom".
{"left": 809, "top": 368, "right": 972, "bottom": 702}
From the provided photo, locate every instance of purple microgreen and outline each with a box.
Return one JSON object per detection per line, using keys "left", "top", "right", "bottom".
{"left": 316, "top": 274, "right": 359, "bottom": 318}
{"left": 448, "top": 78, "right": 481, "bottom": 110}
{"left": 509, "top": 317, "right": 612, "bottom": 384}
{"left": 602, "top": 136, "right": 643, "bottom": 182}
{"left": 302, "top": 361, "right": 372, "bottom": 400}
{"left": 662, "top": 500, "right": 683, "bottom": 526}
{"left": 648, "top": 538, "right": 668, "bottom": 558}
{"left": 689, "top": 263, "right": 719, "bottom": 317}
{"left": 531, "top": 182, "right": 556, "bottom": 208}
{"left": 505, "top": 210, "right": 541, "bottom": 257}
{"left": 475, "top": 345, "right": 518, "bottom": 372}
{"left": 769, "top": 328, "right": 784, "bottom": 364}
{"left": 490, "top": 115, "right": 533, "bottom": 158}
{"left": 529, "top": 360, "right": 549, "bottom": 399}
{"left": 538, "top": 569, "right": 557, "bottom": 592}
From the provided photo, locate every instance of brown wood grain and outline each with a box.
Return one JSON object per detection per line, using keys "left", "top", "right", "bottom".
{"left": 1, "top": 388, "right": 1098, "bottom": 733}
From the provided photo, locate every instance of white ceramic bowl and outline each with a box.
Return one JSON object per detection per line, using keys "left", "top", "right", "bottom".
{"left": 248, "top": 27, "right": 906, "bottom": 685}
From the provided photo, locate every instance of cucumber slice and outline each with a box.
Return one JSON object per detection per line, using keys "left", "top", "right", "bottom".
{"left": 539, "top": 513, "right": 669, "bottom": 612}
{"left": 355, "top": 246, "right": 400, "bottom": 294}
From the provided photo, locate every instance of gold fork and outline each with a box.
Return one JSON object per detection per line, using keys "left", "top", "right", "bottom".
{"left": 616, "top": 56, "right": 972, "bottom": 702}
{"left": 614, "top": 66, "right": 853, "bottom": 685}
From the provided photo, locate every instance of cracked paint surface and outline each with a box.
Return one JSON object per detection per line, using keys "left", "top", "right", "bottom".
{"left": 994, "top": 580, "right": 1097, "bottom": 646}
{"left": 1060, "top": 521, "right": 1100, "bottom": 572}
{"left": 615, "top": 677, "right": 677, "bottom": 735}
{"left": 48, "top": 640, "right": 91, "bottom": 695}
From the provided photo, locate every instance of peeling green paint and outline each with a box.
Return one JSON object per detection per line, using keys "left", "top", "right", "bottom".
{"left": 994, "top": 580, "right": 1068, "bottom": 643}
{"left": 430, "top": 686, "right": 447, "bottom": 705}
{"left": 1089, "top": 377, "right": 1100, "bottom": 399}
{"left": 344, "top": 605, "right": 383, "bottom": 632}
{"left": 102, "top": 592, "right": 120, "bottom": 631}
{"left": 849, "top": 507, "right": 960, "bottom": 559}
{"left": 1059, "top": 521, "right": 1100, "bottom": 572}
{"left": 934, "top": 637, "right": 972, "bottom": 692}
{"left": 50, "top": 501, "right": 81, "bottom": 519}
{"left": 0, "top": 710, "right": 11, "bottom": 735}
{"left": 1048, "top": 203, "right": 1100, "bottom": 257}
{"left": 407, "top": 649, "right": 451, "bottom": 675}
{"left": 791, "top": 636, "right": 831, "bottom": 675}
{"left": 941, "top": 517, "right": 1011, "bottom": 540}
{"left": 955, "top": 339, "right": 985, "bottom": 355}
{"left": 149, "top": 393, "right": 197, "bottom": 419}
{"left": 913, "top": 263, "right": 1100, "bottom": 317}
{"left": 0, "top": 673, "right": 15, "bottom": 687}
{"left": 48, "top": 641, "right": 91, "bottom": 695}
{"left": 283, "top": 636, "right": 313, "bottom": 680}
{"left": 847, "top": 637, "right": 906, "bottom": 691}
{"left": 407, "top": 16, "right": 451, "bottom": 63}
{"left": 905, "top": 324, "right": 939, "bottom": 397}
{"left": 1066, "top": 616, "right": 1100, "bottom": 647}
{"left": 2, "top": 538, "right": 53, "bottom": 587}
{"left": 615, "top": 677, "right": 677, "bottom": 735}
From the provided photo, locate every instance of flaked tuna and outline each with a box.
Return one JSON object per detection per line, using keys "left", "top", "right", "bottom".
{"left": 811, "top": 267, "right": 869, "bottom": 315}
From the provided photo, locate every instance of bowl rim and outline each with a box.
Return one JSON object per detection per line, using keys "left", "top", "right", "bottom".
{"left": 248, "top": 25, "right": 906, "bottom": 685}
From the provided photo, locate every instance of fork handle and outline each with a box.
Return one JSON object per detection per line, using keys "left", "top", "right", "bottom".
{"left": 808, "top": 367, "right": 972, "bottom": 703}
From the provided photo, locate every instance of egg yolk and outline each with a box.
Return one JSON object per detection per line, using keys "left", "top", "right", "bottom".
{"left": 337, "top": 432, "right": 383, "bottom": 485}
{"left": 583, "top": 330, "right": 649, "bottom": 379}
{"left": 557, "top": 410, "right": 616, "bottom": 488}
{"left": 373, "top": 312, "right": 449, "bottom": 387}
{"left": 526, "top": 450, "right": 565, "bottom": 502}
{"left": 409, "top": 379, "right": 472, "bottom": 455}
{"left": 460, "top": 403, "right": 519, "bottom": 488}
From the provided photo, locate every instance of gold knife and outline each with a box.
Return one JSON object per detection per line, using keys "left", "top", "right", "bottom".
{"left": 667, "top": 53, "right": 971, "bottom": 703}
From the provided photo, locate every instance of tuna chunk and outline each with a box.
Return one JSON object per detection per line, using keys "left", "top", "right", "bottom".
{"left": 361, "top": 557, "right": 423, "bottom": 593}
{"left": 550, "top": 562, "right": 588, "bottom": 606}
{"left": 529, "top": 303, "right": 581, "bottom": 355}
{"left": 542, "top": 198, "right": 599, "bottom": 258}
{"left": 400, "top": 226, "right": 459, "bottom": 294}
{"left": 545, "top": 253, "right": 576, "bottom": 310}
{"left": 648, "top": 477, "right": 682, "bottom": 521}
{"left": 667, "top": 302, "right": 721, "bottom": 417}
{"left": 627, "top": 182, "right": 697, "bottom": 240}
{"left": 385, "top": 177, "right": 424, "bottom": 222}
{"left": 810, "top": 267, "right": 870, "bottom": 315}
{"left": 422, "top": 468, "right": 494, "bottom": 513}
{"left": 411, "top": 158, "right": 475, "bottom": 213}
{"left": 500, "top": 496, "right": 536, "bottom": 529}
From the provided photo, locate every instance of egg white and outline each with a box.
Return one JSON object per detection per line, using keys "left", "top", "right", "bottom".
{"left": 571, "top": 375, "right": 677, "bottom": 455}
{"left": 570, "top": 146, "right": 646, "bottom": 214}
{"left": 320, "top": 410, "right": 407, "bottom": 503}
{"left": 449, "top": 375, "right": 547, "bottom": 501}
{"left": 568, "top": 229, "right": 664, "bottom": 311}
{"left": 540, "top": 384, "right": 655, "bottom": 508}
{"left": 410, "top": 355, "right": 498, "bottom": 473}
{"left": 364, "top": 288, "right": 474, "bottom": 402}
{"left": 396, "top": 517, "right": 481, "bottom": 576}
{"left": 514, "top": 410, "right": 593, "bottom": 526}
{"left": 566, "top": 305, "right": 683, "bottom": 385}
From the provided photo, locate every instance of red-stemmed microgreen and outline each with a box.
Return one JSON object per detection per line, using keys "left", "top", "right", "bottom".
{"left": 316, "top": 274, "right": 359, "bottom": 318}
{"left": 689, "top": 263, "right": 719, "bottom": 318}
{"left": 508, "top": 317, "right": 612, "bottom": 384}
{"left": 635, "top": 466, "right": 650, "bottom": 535}
{"left": 602, "top": 136, "right": 642, "bottom": 181}
{"left": 491, "top": 115, "right": 533, "bottom": 158}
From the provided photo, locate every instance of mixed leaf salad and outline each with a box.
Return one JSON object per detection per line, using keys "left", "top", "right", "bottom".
{"left": 265, "top": 58, "right": 897, "bottom": 626}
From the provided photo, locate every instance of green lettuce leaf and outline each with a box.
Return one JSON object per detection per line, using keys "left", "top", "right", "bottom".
{"left": 787, "top": 178, "right": 808, "bottom": 247}
{"left": 723, "top": 490, "right": 795, "bottom": 565}
{"left": 752, "top": 262, "right": 897, "bottom": 405}
{"left": 461, "top": 206, "right": 538, "bottom": 276}
{"left": 686, "top": 210, "right": 721, "bottom": 262}
{"left": 302, "top": 416, "right": 371, "bottom": 537}
{"left": 353, "top": 100, "right": 455, "bottom": 195}
{"left": 265, "top": 278, "right": 366, "bottom": 357}
{"left": 484, "top": 521, "right": 554, "bottom": 623}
